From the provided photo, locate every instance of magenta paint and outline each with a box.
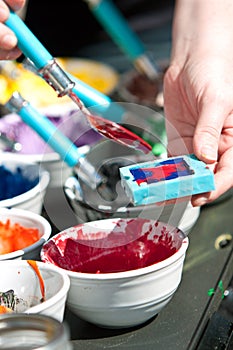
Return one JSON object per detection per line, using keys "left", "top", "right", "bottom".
{"left": 42, "top": 218, "right": 183, "bottom": 274}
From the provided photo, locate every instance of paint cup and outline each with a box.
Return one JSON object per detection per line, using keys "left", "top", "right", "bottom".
{"left": 117, "top": 59, "right": 169, "bottom": 110}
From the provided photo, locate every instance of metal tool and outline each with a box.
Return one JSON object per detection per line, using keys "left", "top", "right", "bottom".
{"left": 84, "top": 0, "right": 159, "bottom": 80}
{"left": 0, "top": 132, "right": 22, "bottom": 152}
{"left": 4, "top": 7, "right": 151, "bottom": 154}
{"left": 22, "top": 57, "right": 124, "bottom": 123}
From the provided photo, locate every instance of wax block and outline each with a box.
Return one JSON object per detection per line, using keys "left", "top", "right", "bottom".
{"left": 119, "top": 154, "right": 215, "bottom": 206}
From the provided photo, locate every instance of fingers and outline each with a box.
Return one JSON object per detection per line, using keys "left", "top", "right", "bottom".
{"left": 193, "top": 94, "right": 231, "bottom": 164}
{"left": 4, "top": 0, "right": 25, "bottom": 12}
{"left": 192, "top": 147, "right": 233, "bottom": 206}
{"left": 0, "top": 22, "right": 17, "bottom": 50}
{"left": 0, "top": 0, "right": 25, "bottom": 59}
{"left": 0, "top": 46, "right": 21, "bottom": 59}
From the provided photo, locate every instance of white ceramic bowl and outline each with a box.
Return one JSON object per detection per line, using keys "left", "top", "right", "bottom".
{"left": 0, "top": 208, "right": 52, "bottom": 261}
{"left": 41, "top": 218, "right": 189, "bottom": 328}
{"left": 0, "top": 154, "right": 50, "bottom": 214}
{"left": 0, "top": 260, "right": 70, "bottom": 322}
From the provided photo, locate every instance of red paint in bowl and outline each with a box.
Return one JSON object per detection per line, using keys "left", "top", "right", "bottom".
{"left": 41, "top": 218, "right": 185, "bottom": 274}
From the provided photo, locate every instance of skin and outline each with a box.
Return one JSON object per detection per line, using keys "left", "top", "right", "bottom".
{"left": 164, "top": 0, "right": 233, "bottom": 206}
{"left": 0, "top": 0, "right": 25, "bottom": 59}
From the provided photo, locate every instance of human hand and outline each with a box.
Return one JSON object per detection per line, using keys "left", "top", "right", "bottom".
{"left": 0, "top": 0, "right": 25, "bottom": 59}
{"left": 163, "top": 0, "right": 233, "bottom": 207}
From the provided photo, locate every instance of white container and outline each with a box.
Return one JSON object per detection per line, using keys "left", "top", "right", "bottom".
{"left": 0, "top": 207, "right": 52, "bottom": 260}
{"left": 0, "top": 260, "right": 70, "bottom": 323}
{"left": 0, "top": 155, "right": 50, "bottom": 214}
{"left": 41, "top": 218, "right": 189, "bottom": 328}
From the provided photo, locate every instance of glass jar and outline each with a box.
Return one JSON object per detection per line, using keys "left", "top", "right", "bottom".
{"left": 0, "top": 313, "right": 73, "bottom": 350}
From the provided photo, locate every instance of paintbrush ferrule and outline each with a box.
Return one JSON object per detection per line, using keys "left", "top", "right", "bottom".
{"left": 39, "top": 59, "right": 75, "bottom": 97}
{"left": 134, "top": 54, "right": 159, "bottom": 80}
{"left": 5, "top": 91, "right": 28, "bottom": 112}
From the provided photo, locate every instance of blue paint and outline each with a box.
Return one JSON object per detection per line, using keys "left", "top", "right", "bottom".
{"left": 0, "top": 165, "right": 39, "bottom": 201}
{"left": 130, "top": 157, "right": 194, "bottom": 185}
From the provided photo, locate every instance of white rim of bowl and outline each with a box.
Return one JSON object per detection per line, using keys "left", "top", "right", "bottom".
{"left": 41, "top": 236, "right": 189, "bottom": 280}
{"left": 0, "top": 250, "right": 24, "bottom": 260}
{"left": 0, "top": 169, "right": 50, "bottom": 208}
{"left": 26, "top": 262, "right": 70, "bottom": 314}
{"left": 5, "top": 152, "right": 61, "bottom": 163}
{"left": 0, "top": 207, "right": 52, "bottom": 258}
{"left": 1, "top": 143, "right": 90, "bottom": 164}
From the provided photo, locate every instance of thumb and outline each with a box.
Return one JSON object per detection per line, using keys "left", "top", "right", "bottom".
{"left": 193, "top": 103, "right": 226, "bottom": 163}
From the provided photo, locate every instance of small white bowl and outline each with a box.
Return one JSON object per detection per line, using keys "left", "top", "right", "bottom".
{"left": 0, "top": 207, "right": 52, "bottom": 260}
{"left": 41, "top": 218, "right": 189, "bottom": 328}
{"left": 0, "top": 260, "right": 70, "bottom": 322}
{"left": 0, "top": 155, "right": 50, "bottom": 214}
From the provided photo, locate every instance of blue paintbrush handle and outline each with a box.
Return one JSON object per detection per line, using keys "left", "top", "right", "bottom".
{"left": 5, "top": 7, "right": 125, "bottom": 121}
{"left": 5, "top": 92, "right": 106, "bottom": 187}
{"left": 5, "top": 10, "right": 52, "bottom": 69}
{"left": 88, "top": 0, "right": 144, "bottom": 60}
{"left": 5, "top": 93, "right": 82, "bottom": 167}
{"left": 19, "top": 105, "right": 82, "bottom": 167}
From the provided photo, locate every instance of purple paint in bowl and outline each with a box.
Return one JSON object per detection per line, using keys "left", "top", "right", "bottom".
{"left": 0, "top": 106, "right": 102, "bottom": 155}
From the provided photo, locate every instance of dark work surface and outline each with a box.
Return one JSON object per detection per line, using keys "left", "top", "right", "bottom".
{"left": 62, "top": 193, "right": 233, "bottom": 349}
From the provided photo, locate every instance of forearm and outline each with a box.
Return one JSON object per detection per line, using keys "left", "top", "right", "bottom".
{"left": 171, "top": 0, "right": 233, "bottom": 64}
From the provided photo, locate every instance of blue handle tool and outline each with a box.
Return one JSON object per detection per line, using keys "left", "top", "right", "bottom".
{"left": 5, "top": 92, "right": 105, "bottom": 189}
{"left": 84, "top": 0, "right": 158, "bottom": 79}
{"left": 5, "top": 8, "right": 125, "bottom": 122}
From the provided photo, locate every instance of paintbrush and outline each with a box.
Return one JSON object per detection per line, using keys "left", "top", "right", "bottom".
{"left": 4, "top": 5, "right": 151, "bottom": 154}
{"left": 84, "top": 0, "right": 159, "bottom": 80}
{"left": 5, "top": 92, "right": 113, "bottom": 198}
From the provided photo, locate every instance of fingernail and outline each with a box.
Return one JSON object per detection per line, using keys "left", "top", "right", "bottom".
{"left": 192, "top": 196, "right": 207, "bottom": 207}
{"left": 2, "top": 34, "right": 17, "bottom": 48}
{"left": 200, "top": 145, "right": 217, "bottom": 161}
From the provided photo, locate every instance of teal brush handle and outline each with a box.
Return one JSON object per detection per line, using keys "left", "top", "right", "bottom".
{"left": 5, "top": 9, "right": 52, "bottom": 69}
{"left": 86, "top": 0, "right": 144, "bottom": 61}
{"left": 5, "top": 92, "right": 106, "bottom": 188}
{"left": 85, "top": 0, "right": 158, "bottom": 78}
{"left": 5, "top": 7, "right": 125, "bottom": 121}
{"left": 5, "top": 93, "right": 82, "bottom": 167}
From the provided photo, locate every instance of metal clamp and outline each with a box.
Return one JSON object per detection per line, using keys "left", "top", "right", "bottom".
{"left": 5, "top": 91, "right": 28, "bottom": 112}
{"left": 39, "top": 59, "right": 75, "bottom": 97}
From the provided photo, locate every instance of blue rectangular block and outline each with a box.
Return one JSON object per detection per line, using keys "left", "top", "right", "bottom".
{"left": 119, "top": 154, "right": 215, "bottom": 206}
